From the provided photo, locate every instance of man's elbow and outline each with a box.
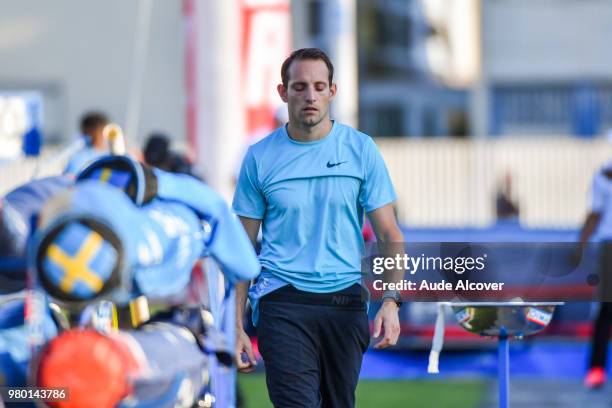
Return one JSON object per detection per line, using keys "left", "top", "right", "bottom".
{"left": 377, "top": 225, "right": 404, "bottom": 243}
{"left": 589, "top": 212, "right": 602, "bottom": 224}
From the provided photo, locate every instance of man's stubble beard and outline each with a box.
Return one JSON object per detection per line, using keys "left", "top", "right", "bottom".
{"left": 295, "top": 108, "right": 328, "bottom": 130}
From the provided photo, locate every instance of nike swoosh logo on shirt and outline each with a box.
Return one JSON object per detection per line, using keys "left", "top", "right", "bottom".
{"left": 327, "top": 161, "right": 347, "bottom": 168}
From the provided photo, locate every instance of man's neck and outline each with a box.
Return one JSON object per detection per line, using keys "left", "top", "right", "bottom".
{"left": 92, "top": 141, "right": 106, "bottom": 151}
{"left": 287, "top": 118, "right": 333, "bottom": 142}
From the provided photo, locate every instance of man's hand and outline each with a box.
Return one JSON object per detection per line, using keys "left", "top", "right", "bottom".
{"left": 234, "top": 217, "right": 262, "bottom": 374}
{"left": 235, "top": 328, "right": 257, "bottom": 373}
{"left": 367, "top": 203, "right": 403, "bottom": 349}
{"left": 372, "top": 299, "right": 401, "bottom": 349}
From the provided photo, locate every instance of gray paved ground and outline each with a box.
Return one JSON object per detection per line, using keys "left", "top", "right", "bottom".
{"left": 479, "top": 379, "right": 612, "bottom": 408}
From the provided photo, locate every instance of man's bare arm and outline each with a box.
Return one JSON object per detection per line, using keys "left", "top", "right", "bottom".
{"left": 367, "top": 203, "right": 404, "bottom": 349}
{"left": 580, "top": 212, "right": 601, "bottom": 247}
{"left": 235, "top": 216, "right": 261, "bottom": 372}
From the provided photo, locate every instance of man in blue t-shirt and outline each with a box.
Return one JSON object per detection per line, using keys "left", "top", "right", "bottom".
{"left": 64, "top": 112, "right": 109, "bottom": 176}
{"left": 233, "top": 48, "right": 404, "bottom": 407}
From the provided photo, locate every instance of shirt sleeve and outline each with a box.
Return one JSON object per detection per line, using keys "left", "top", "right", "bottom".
{"left": 359, "top": 137, "right": 397, "bottom": 213}
{"left": 232, "top": 147, "right": 266, "bottom": 219}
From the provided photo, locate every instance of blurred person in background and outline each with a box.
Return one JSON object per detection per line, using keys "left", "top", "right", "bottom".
{"left": 143, "top": 132, "right": 194, "bottom": 176}
{"left": 233, "top": 48, "right": 403, "bottom": 407}
{"left": 579, "top": 160, "right": 612, "bottom": 389}
{"left": 64, "top": 111, "right": 109, "bottom": 176}
{"left": 496, "top": 171, "right": 520, "bottom": 221}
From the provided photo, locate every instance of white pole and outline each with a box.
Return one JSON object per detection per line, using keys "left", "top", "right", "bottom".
{"left": 328, "top": 0, "right": 358, "bottom": 128}
{"left": 125, "top": 0, "right": 153, "bottom": 146}
{"left": 193, "top": 1, "right": 244, "bottom": 201}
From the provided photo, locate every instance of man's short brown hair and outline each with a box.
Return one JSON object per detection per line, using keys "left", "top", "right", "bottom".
{"left": 80, "top": 111, "right": 109, "bottom": 135}
{"left": 280, "top": 48, "right": 334, "bottom": 88}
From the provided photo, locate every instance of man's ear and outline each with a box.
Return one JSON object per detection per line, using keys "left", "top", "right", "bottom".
{"left": 329, "top": 83, "right": 337, "bottom": 101}
{"left": 277, "top": 84, "right": 288, "bottom": 102}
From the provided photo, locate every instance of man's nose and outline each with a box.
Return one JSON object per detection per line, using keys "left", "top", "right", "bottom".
{"left": 305, "top": 86, "right": 317, "bottom": 102}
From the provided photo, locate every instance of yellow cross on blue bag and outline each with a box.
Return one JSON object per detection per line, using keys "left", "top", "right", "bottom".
{"left": 41, "top": 222, "right": 118, "bottom": 300}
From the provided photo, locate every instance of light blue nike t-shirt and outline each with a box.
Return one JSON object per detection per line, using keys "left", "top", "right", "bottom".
{"left": 232, "top": 121, "right": 397, "bottom": 325}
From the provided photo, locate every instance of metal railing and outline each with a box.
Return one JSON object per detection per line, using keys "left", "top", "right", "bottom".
{"left": 0, "top": 140, "right": 85, "bottom": 196}
{"left": 377, "top": 137, "right": 612, "bottom": 228}
{"left": 0, "top": 149, "right": 66, "bottom": 196}
{"left": 3, "top": 138, "right": 611, "bottom": 228}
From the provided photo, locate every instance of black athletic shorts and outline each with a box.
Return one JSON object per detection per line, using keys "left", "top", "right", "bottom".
{"left": 257, "top": 284, "right": 370, "bottom": 408}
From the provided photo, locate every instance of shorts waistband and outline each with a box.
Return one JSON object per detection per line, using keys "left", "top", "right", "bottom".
{"left": 260, "top": 283, "right": 366, "bottom": 309}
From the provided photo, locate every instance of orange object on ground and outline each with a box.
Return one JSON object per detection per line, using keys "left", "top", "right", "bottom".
{"left": 37, "top": 329, "right": 139, "bottom": 408}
